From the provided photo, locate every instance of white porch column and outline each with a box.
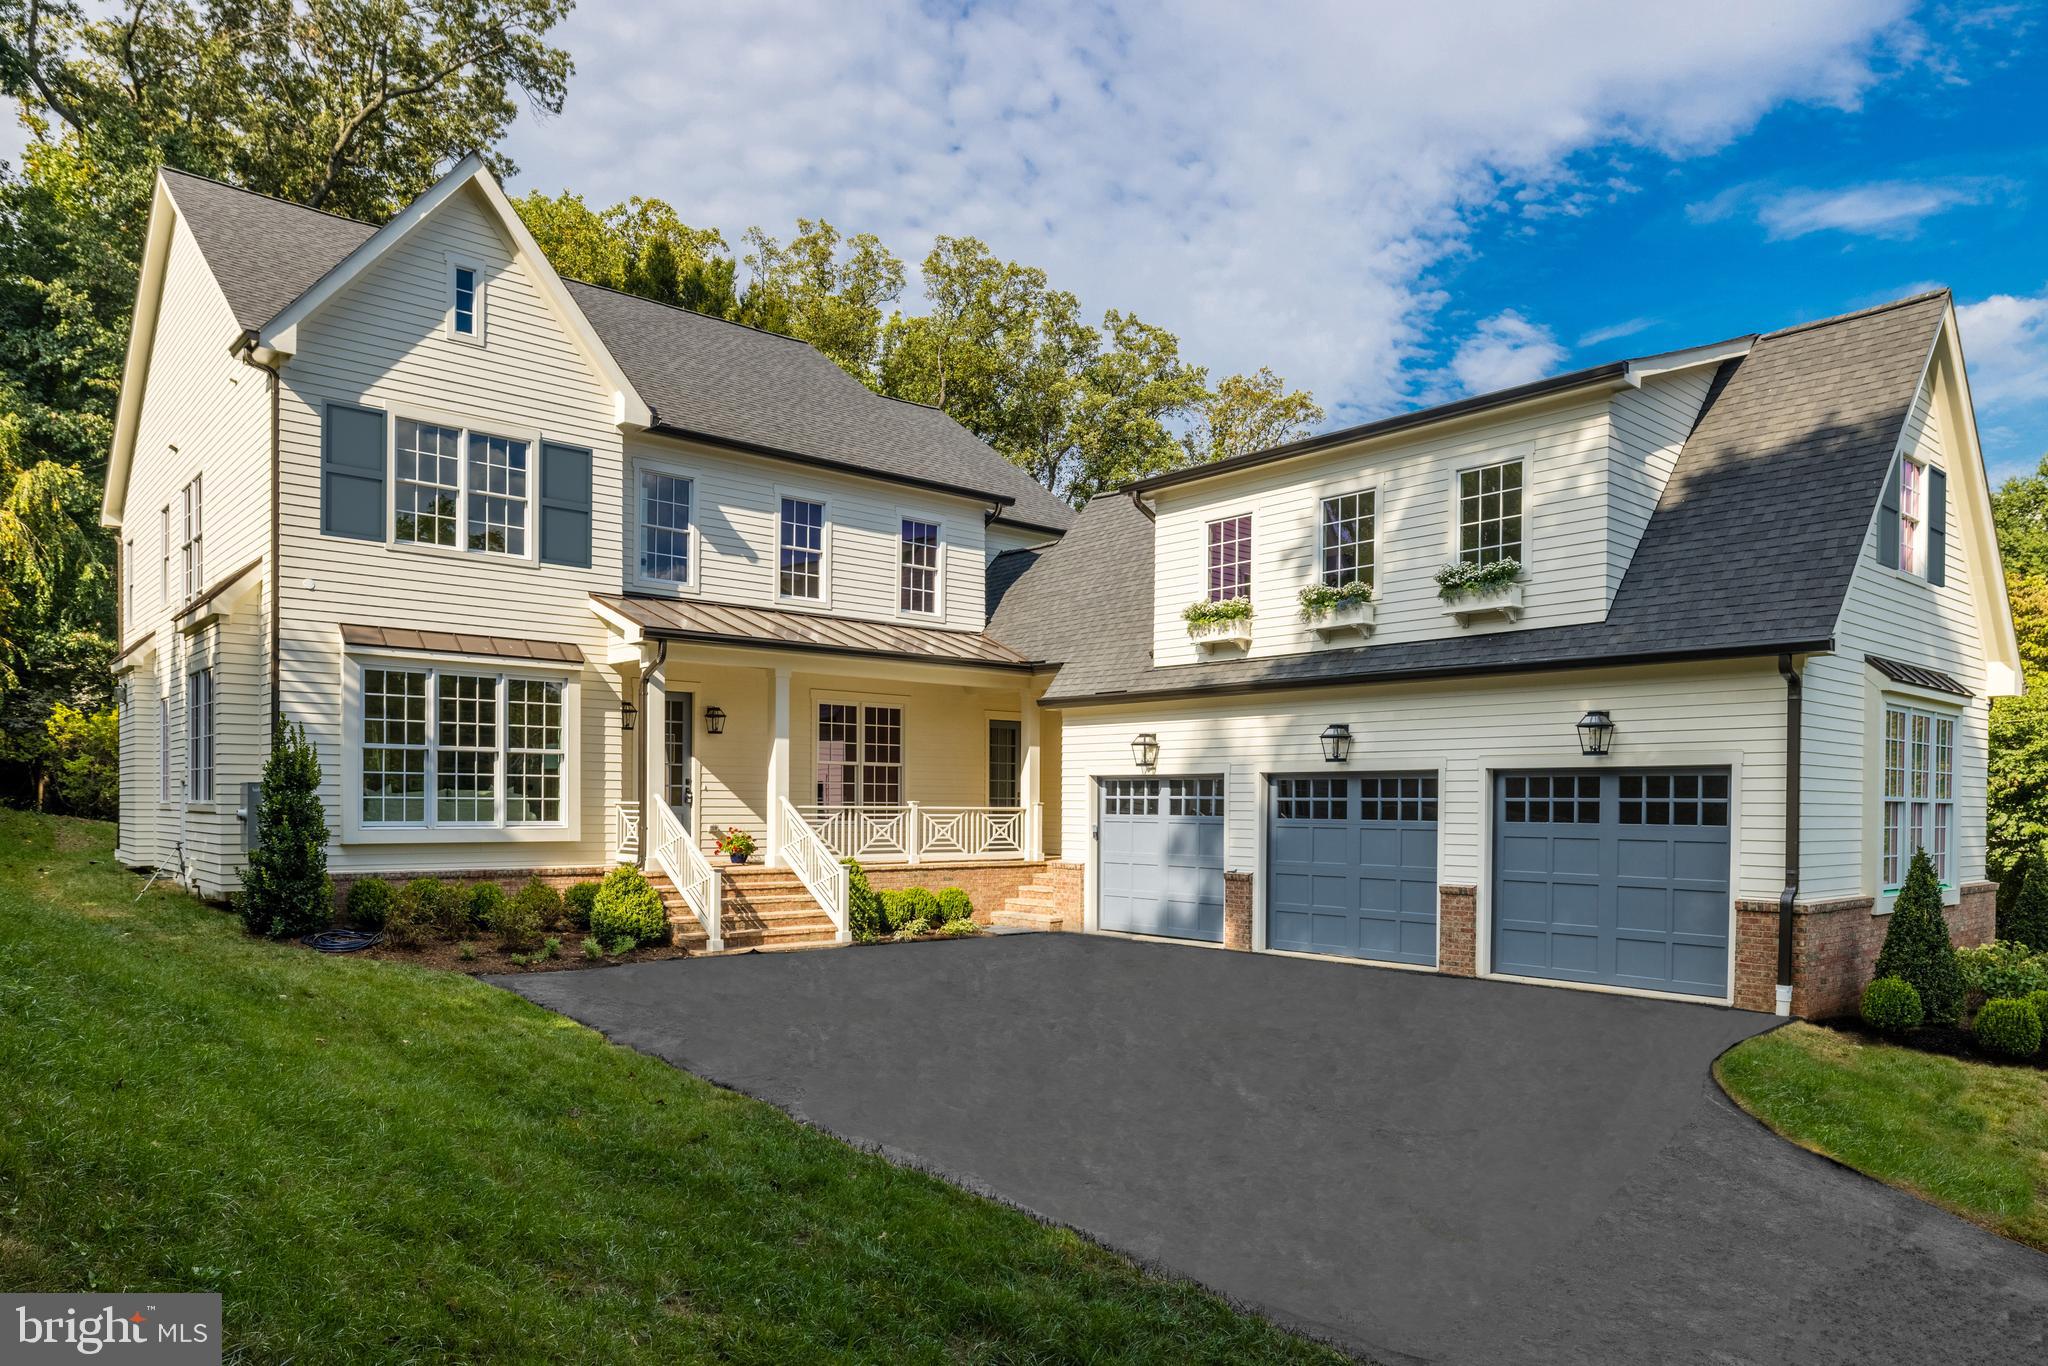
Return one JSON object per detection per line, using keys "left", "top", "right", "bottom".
{"left": 1021, "top": 688, "right": 1043, "bottom": 860}
{"left": 765, "top": 666, "right": 791, "bottom": 866}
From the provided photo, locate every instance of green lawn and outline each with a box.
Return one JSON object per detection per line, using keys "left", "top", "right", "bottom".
{"left": 1716, "top": 1022, "right": 2048, "bottom": 1253}
{"left": 0, "top": 812, "right": 1343, "bottom": 1363}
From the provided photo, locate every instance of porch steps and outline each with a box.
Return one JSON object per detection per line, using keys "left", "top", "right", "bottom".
{"left": 991, "top": 883, "right": 1065, "bottom": 932}
{"left": 648, "top": 866, "right": 844, "bottom": 955}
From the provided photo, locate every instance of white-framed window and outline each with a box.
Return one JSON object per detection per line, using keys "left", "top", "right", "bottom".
{"left": 123, "top": 536, "right": 134, "bottom": 630}
{"left": 159, "top": 505, "right": 170, "bottom": 604}
{"left": 899, "top": 517, "right": 941, "bottom": 615}
{"left": 359, "top": 662, "right": 566, "bottom": 828}
{"left": 392, "top": 416, "right": 530, "bottom": 559}
{"left": 1206, "top": 513, "right": 1251, "bottom": 601}
{"left": 1898, "top": 456, "right": 1924, "bottom": 577}
{"left": 815, "top": 701, "right": 903, "bottom": 806}
{"left": 1457, "top": 458, "right": 1522, "bottom": 566}
{"left": 1320, "top": 491, "right": 1375, "bottom": 587}
{"left": 987, "top": 718, "right": 1021, "bottom": 808}
{"left": 448, "top": 258, "right": 484, "bottom": 342}
{"left": 1882, "top": 701, "right": 1955, "bottom": 889}
{"left": 180, "top": 475, "right": 204, "bottom": 598}
{"left": 637, "top": 467, "right": 694, "bottom": 586}
{"left": 157, "top": 695, "right": 171, "bottom": 803}
{"left": 185, "top": 667, "right": 213, "bottom": 804}
{"left": 779, "top": 496, "right": 826, "bottom": 601}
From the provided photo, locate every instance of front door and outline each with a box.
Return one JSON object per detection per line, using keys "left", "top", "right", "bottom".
{"left": 664, "top": 692, "right": 694, "bottom": 837}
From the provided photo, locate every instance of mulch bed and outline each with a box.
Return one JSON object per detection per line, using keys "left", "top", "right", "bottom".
{"left": 300, "top": 929, "right": 696, "bottom": 976}
{"left": 1813, "top": 1014, "right": 2048, "bottom": 1070}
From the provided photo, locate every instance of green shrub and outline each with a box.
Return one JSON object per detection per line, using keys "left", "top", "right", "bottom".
{"left": 844, "top": 860, "right": 884, "bottom": 943}
{"left": 935, "top": 887, "right": 974, "bottom": 923}
{"left": 894, "top": 917, "right": 932, "bottom": 940}
{"left": 895, "top": 887, "right": 942, "bottom": 926}
{"left": 237, "top": 723, "right": 333, "bottom": 939}
{"left": 2008, "top": 858, "right": 2048, "bottom": 953}
{"left": 605, "top": 936, "right": 636, "bottom": 957}
{"left": 1860, "top": 976, "right": 1923, "bottom": 1034}
{"left": 512, "top": 877, "right": 565, "bottom": 931}
{"left": 345, "top": 877, "right": 395, "bottom": 929}
{"left": 391, "top": 878, "right": 461, "bottom": 945}
{"left": 485, "top": 889, "right": 543, "bottom": 951}
{"left": 1872, "top": 849, "right": 1965, "bottom": 1025}
{"left": 1995, "top": 846, "right": 2035, "bottom": 940}
{"left": 466, "top": 882, "right": 508, "bottom": 933}
{"left": 2029, "top": 988, "right": 2048, "bottom": 1023}
{"left": 44, "top": 701, "right": 118, "bottom": 820}
{"left": 562, "top": 881, "right": 601, "bottom": 930}
{"left": 1972, "top": 998, "right": 2044, "bottom": 1058}
{"left": 457, "top": 941, "right": 477, "bottom": 962}
{"left": 878, "top": 889, "right": 908, "bottom": 931}
{"left": 580, "top": 935, "right": 603, "bottom": 961}
{"left": 591, "top": 865, "right": 666, "bottom": 947}
{"left": 1956, "top": 940, "right": 2048, "bottom": 1000}
{"left": 941, "top": 918, "right": 981, "bottom": 937}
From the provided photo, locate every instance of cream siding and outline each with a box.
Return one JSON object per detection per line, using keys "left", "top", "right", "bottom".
{"left": 986, "top": 521, "right": 1057, "bottom": 562}
{"left": 111, "top": 211, "right": 272, "bottom": 889}
{"left": 1605, "top": 370, "right": 1714, "bottom": 601}
{"left": 1802, "top": 354, "right": 1991, "bottom": 905}
{"left": 1057, "top": 658, "right": 1789, "bottom": 907}
{"left": 275, "top": 183, "right": 625, "bottom": 876}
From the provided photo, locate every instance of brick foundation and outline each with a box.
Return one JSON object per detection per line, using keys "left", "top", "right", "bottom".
{"left": 864, "top": 861, "right": 1059, "bottom": 924}
{"left": 1439, "top": 884, "right": 1477, "bottom": 977}
{"left": 1732, "top": 880, "right": 1998, "bottom": 1018}
{"left": 1223, "top": 872, "right": 1253, "bottom": 950}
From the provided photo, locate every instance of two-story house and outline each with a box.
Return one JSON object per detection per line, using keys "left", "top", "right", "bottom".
{"left": 105, "top": 157, "right": 1072, "bottom": 950}
{"left": 989, "top": 289, "right": 2019, "bottom": 1017}
{"left": 106, "top": 156, "right": 2017, "bottom": 1016}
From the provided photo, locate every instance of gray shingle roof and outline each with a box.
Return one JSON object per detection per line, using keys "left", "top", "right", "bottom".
{"left": 157, "top": 169, "right": 1072, "bottom": 531}
{"left": 991, "top": 292, "right": 1950, "bottom": 704}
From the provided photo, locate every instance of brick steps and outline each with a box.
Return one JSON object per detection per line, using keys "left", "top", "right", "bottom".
{"left": 648, "top": 867, "right": 842, "bottom": 955}
{"left": 992, "top": 882, "right": 1065, "bottom": 932}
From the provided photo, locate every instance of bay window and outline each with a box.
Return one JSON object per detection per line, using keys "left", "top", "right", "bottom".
{"left": 1882, "top": 701, "right": 1955, "bottom": 889}
{"left": 358, "top": 662, "right": 566, "bottom": 828}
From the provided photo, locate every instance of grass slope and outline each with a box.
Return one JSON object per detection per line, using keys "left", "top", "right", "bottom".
{"left": 1717, "top": 1022, "right": 2048, "bottom": 1253}
{"left": 0, "top": 813, "right": 1342, "bottom": 1363}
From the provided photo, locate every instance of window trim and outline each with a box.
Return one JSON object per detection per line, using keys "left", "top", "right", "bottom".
{"left": 185, "top": 666, "right": 214, "bottom": 807}
{"left": 180, "top": 474, "right": 204, "bottom": 600}
{"left": 1205, "top": 511, "right": 1253, "bottom": 602}
{"left": 159, "top": 504, "right": 171, "bottom": 605}
{"left": 446, "top": 255, "right": 485, "bottom": 344}
{"left": 1448, "top": 448, "right": 1530, "bottom": 571}
{"left": 986, "top": 714, "right": 1022, "bottom": 809}
{"left": 1879, "top": 695, "right": 1958, "bottom": 895}
{"left": 384, "top": 407, "right": 542, "bottom": 567}
{"left": 1316, "top": 484, "right": 1378, "bottom": 590}
{"left": 894, "top": 511, "right": 946, "bottom": 620}
{"left": 810, "top": 692, "right": 908, "bottom": 807}
{"left": 629, "top": 457, "right": 700, "bottom": 593}
{"left": 339, "top": 651, "right": 580, "bottom": 844}
{"left": 1897, "top": 455, "right": 1924, "bottom": 578}
{"left": 157, "top": 691, "right": 172, "bottom": 806}
{"left": 775, "top": 488, "right": 833, "bottom": 609}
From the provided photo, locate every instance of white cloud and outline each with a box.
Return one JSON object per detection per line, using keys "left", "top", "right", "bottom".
{"left": 1958, "top": 289, "right": 2048, "bottom": 407}
{"left": 1449, "top": 311, "right": 1568, "bottom": 394}
{"left": 500, "top": 0, "right": 1925, "bottom": 422}
{"left": 1755, "top": 179, "right": 1992, "bottom": 239}
{"left": 1577, "top": 316, "right": 1658, "bottom": 349}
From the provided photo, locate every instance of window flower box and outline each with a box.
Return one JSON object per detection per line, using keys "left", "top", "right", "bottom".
{"left": 1300, "top": 581, "right": 1375, "bottom": 642}
{"left": 1436, "top": 558, "right": 1524, "bottom": 625}
{"left": 1440, "top": 581, "right": 1524, "bottom": 624}
{"left": 1183, "top": 598, "right": 1253, "bottom": 652}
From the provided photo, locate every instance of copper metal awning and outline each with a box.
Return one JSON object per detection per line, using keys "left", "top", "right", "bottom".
{"left": 592, "top": 593, "right": 1034, "bottom": 670}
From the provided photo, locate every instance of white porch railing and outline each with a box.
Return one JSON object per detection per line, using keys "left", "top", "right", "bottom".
{"left": 649, "top": 797, "right": 721, "bottom": 952}
{"left": 794, "top": 803, "right": 1041, "bottom": 863}
{"left": 778, "top": 798, "right": 851, "bottom": 942}
{"left": 613, "top": 801, "right": 641, "bottom": 860}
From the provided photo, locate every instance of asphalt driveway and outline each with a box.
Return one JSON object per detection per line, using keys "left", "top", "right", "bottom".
{"left": 499, "top": 934, "right": 2048, "bottom": 1363}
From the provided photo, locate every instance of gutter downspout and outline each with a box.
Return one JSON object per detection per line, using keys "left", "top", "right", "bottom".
{"left": 634, "top": 640, "right": 667, "bottom": 869}
{"left": 1776, "top": 653, "right": 1802, "bottom": 1016}
{"left": 267, "top": 359, "right": 282, "bottom": 732}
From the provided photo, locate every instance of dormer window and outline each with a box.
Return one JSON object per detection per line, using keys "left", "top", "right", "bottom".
{"left": 1458, "top": 458, "right": 1522, "bottom": 566}
{"left": 448, "top": 259, "right": 483, "bottom": 342}
{"left": 1207, "top": 513, "right": 1251, "bottom": 601}
{"left": 1881, "top": 454, "right": 1946, "bottom": 584}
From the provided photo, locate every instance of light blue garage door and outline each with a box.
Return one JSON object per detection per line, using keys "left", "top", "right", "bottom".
{"left": 1267, "top": 775, "right": 1439, "bottom": 965}
{"left": 1099, "top": 777, "right": 1225, "bottom": 941}
{"left": 1492, "top": 770, "right": 1731, "bottom": 996}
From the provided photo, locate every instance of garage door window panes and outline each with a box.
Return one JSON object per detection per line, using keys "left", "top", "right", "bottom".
{"left": 1102, "top": 779, "right": 1159, "bottom": 815}
{"left": 1276, "top": 777, "right": 1347, "bottom": 820}
{"left": 1167, "top": 778, "right": 1224, "bottom": 816}
{"left": 1502, "top": 773, "right": 1598, "bottom": 823}
{"left": 1618, "top": 772, "right": 1728, "bottom": 827}
{"left": 1884, "top": 703, "right": 1955, "bottom": 888}
{"left": 1359, "top": 774, "right": 1436, "bottom": 821}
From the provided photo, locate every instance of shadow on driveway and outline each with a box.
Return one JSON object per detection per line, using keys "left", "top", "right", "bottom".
{"left": 496, "top": 933, "right": 2048, "bottom": 1363}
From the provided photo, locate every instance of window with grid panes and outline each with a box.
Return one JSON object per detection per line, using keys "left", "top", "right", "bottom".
{"left": 1883, "top": 703, "right": 1955, "bottom": 887}
{"left": 1320, "top": 492, "right": 1375, "bottom": 587}
{"left": 1501, "top": 772, "right": 1598, "bottom": 823}
{"left": 1457, "top": 458, "right": 1522, "bottom": 566}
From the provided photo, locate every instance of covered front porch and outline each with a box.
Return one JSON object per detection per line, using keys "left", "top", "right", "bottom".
{"left": 592, "top": 593, "right": 1054, "bottom": 948}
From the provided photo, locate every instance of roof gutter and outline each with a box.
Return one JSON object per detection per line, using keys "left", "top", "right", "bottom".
{"left": 1776, "top": 653, "right": 1802, "bottom": 1017}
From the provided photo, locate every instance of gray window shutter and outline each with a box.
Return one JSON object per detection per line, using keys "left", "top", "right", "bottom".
{"left": 322, "top": 403, "right": 386, "bottom": 541}
{"left": 539, "top": 442, "right": 592, "bottom": 568}
{"left": 1927, "top": 465, "right": 1947, "bottom": 586}
{"left": 1877, "top": 457, "right": 1901, "bottom": 570}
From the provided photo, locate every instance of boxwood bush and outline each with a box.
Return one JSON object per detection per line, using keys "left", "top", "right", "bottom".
{"left": 345, "top": 877, "right": 394, "bottom": 929}
{"left": 591, "top": 865, "right": 666, "bottom": 948}
{"left": 844, "top": 860, "right": 884, "bottom": 943}
{"left": 935, "top": 887, "right": 974, "bottom": 923}
{"left": 1859, "top": 976, "right": 1923, "bottom": 1035}
{"left": 485, "top": 890, "right": 544, "bottom": 951}
{"left": 1972, "top": 997, "right": 2044, "bottom": 1058}
{"left": 894, "top": 887, "right": 942, "bottom": 926}
{"left": 466, "top": 882, "right": 508, "bottom": 934}
{"left": 2008, "top": 859, "right": 2048, "bottom": 954}
{"left": 1872, "top": 849, "right": 1964, "bottom": 1025}
{"left": 513, "top": 877, "right": 565, "bottom": 931}
{"left": 562, "top": 881, "right": 601, "bottom": 930}
{"left": 386, "top": 878, "right": 457, "bottom": 947}
{"left": 1955, "top": 940, "right": 2048, "bottom": 1000}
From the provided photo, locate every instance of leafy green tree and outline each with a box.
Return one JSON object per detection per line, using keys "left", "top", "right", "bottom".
{"left": 1182, "top": 367, "right": 1325, "bottom": 465}
{"left": 741, "top": 218, "right": 904, "bottom": 382}
{"left": 2008, "top": 855, "right": 2048, "bottom": 954}
{"left": 238, "top": 723, "right": 332, "bottom": 939}
{"left": 1872, "top": 847, "right": 1965, "bottom": 1025}
{"left": 42, "top": 699, "right": 116, "bottom": 818}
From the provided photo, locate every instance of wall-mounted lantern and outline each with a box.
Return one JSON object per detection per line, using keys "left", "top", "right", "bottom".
{"left": 620, "top": 699, "right": 638, "bottom": 733}
{"left": 1320, "top": 722, "right": 1353, "bottom": 763}
{"left": 1130, "top": 732, "right": 1160, "bottom": 771}
{"left": 703, "top": 705, "right": 726, "bottom": 735}
{"left": 1576, "top": 709, "right": 1615, "bottom": 757}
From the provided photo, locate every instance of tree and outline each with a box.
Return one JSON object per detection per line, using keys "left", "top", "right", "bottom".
{"left": 42, "top": 699, "right": 115, "bottom": 818}
{"left": 741, "top": 219, "right": 904, "bottom": 383}
{"left": 1182, "top": 367, "right": 1324, "bottom": 465}
{"left": 238, "top": 723, "right": 331, "bottom": 939}
{"left": 1988, "top": 463, "right": 2048, "bottom": 878}
{"left": 511, "top": 189, "right": 742, "bottom": 317}
{"left": 2008, "top": 855, "right": 2048, "bottom": 954}
{"left": 1871, "top": 847, "right": 1965, "bottom": 1025}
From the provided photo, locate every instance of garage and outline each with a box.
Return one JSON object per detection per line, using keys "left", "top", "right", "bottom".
{"left": 1492, "top": 770, "right": 1731, "bottom": 997}
{"left": 1098, "top": 777, "right": 1226, "bottom": 941}
{"left": 1267, "top": 774, "right": 1439, "bottom": 965}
